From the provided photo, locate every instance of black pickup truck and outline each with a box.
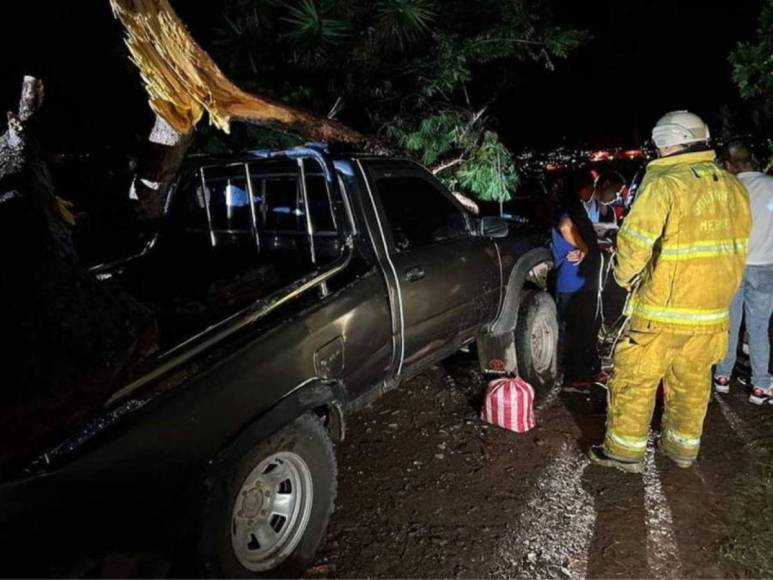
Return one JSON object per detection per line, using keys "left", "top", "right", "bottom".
{"left": 0, "top": 143, "right": 557, "bottom": 576}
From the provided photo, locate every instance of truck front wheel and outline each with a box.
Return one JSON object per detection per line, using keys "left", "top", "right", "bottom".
{"left": 515, "top": 289, "right": 559, "bottom": 389}
{"left": 198, "top": 413, "right": 337, "bottom": 577}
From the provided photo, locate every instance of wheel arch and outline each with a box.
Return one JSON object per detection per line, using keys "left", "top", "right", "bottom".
{"left": 207, "top": 378, "right": 348, "bottom": 477}
{"left": 488, "top": 247, "right": 553, "bottom": 337}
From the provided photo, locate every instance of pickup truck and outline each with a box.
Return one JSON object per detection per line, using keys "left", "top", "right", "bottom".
{"left": 0, "top": 142, "right": 557, "bottom": 577}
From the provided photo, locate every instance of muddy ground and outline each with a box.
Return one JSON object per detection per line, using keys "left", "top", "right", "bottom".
{"left": 308, "top": 351, "right": 773, "bottom": 579}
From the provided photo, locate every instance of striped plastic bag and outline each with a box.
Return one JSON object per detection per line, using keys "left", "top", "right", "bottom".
{"left": 480, "top": 376, "right": 535, "bottom": 433}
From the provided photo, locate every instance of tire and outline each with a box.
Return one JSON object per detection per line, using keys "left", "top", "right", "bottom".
{"left": 197, "top": 413, "right": 337, "bottom": 578}
{"left": 515, "top": 288, "right": 559, "bottom": 389}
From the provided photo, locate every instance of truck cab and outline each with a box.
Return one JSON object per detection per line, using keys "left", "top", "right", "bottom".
{"left": 0, "top": 143, "right": 557, "bottom": 577}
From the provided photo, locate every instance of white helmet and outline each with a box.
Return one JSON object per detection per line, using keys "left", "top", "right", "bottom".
{"left": 651, "top": 110, "right": 710, "bottom": 149}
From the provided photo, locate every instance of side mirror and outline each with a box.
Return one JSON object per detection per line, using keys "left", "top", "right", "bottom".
{"left": 480, "top": 216, "right": 509, "bottom": 238}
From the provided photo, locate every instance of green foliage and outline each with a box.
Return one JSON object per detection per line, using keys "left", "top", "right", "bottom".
{"left": 456, "top": 132, "right": 519, "bottom": 202}
{"left": 414, "top": 34, "right": 473, "bottom": 98}
{"left": 387, "top": 110, "right": 467, "bottom": 165}
{"left": 374, "top": 0, "right": 435, "bottom": 49}
{"left": 282, "top": 0, "right": 350, "bottom": 63}
{"left": 730, "top": 0, "right": 773, "bottom": 101}
{"left": 386, "top": 110, "right": 517, "bottom": 201}
{"left": 211, "top": 0, "right": 587, "bottom": 201}
{"left": 731, "top": 41, "right": 772, "bottom": 100}
{"left": 543, "top": 26, "right": 589, "bottom": 58}
{"left": 729, "top": 0, "right": 773, "bottom": 151}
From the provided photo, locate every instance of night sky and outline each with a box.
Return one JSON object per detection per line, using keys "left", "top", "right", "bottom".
{"left": 1, "top": 1, "right": 764, "bottom": 153}
{"left": 494, "top": 0, "right": 765, "bottom": 148}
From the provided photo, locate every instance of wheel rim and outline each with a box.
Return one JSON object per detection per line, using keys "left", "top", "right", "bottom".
{"left": 530, "top": 315, "right": 555, "bottom": 375}
{"left": 231, "top": 452, "right": 314, "bottom": 572}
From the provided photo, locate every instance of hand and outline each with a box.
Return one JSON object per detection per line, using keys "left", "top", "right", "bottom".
{"left": 567, "top": 248, "right": 587, "bottom": 264}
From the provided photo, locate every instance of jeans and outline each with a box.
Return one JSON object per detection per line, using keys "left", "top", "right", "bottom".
{"left": 716, "top": 264, "right": 773, "bottom": 387}
{"left": 557, "top": 291, "right": 601, "bottom": 382}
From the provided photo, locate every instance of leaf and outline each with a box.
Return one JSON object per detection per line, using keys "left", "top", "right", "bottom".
{"left": 374, "top": 0, "right": 436, "bottom": 49}
{"left": 281, "top": 0, "right": 351, "bottom": 64}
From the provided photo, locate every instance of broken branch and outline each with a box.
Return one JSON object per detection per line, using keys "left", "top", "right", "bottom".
{"left": 109, "top": 0, "right": 365, "bottom": 143}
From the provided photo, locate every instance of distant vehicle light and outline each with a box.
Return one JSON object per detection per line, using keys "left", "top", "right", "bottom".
{"left": 590, "top": 150, "right": 612, "bottom": 162}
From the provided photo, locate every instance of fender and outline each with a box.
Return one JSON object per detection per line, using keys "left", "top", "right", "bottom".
{"left": 208, "top": 378, "right": 348, "bottom": 473}
{"left": 488, "top": 247, "right": 553, "bottom": 337}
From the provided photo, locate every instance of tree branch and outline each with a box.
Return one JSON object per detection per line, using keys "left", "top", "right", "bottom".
{"left": 432, "top": 155, "right": 465, "bottom": 175}
{"left": 472, "top": 37, "right": 545, "bottom": 48}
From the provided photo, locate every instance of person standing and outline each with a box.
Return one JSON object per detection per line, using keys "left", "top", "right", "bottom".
{"left": 552, "top": 172, "right": 605, "bottom": 393}
{"left": 576, "top": 172, "right": 620, "bottom": 226}
{"left": 593, "top": 171, "right": 626, "bottom": 226}
{"left": 713, "top": 140, "right": 773, "bottom": 403}
{"left": 589, "top": 111, "right": 751, "bottom": 472}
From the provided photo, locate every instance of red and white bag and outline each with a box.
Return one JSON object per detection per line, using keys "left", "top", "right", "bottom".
{"left": 480, "top": 376, "right": 535, "bottom": 433}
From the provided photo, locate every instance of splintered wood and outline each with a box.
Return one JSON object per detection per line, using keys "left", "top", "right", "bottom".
{"left": 109, "top": 0, "right": 363, "bottom": 142}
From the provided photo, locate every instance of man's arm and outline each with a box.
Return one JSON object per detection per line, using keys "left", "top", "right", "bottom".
{"left": 614, "top": 177, "right": 671, "bottom": 289}
{"left": 558, "top": 215, "right": 589, "bottom": 263}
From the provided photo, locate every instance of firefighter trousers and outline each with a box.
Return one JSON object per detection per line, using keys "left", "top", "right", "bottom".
{"left": 603, "top": 330, "right": 728, "bottom": 463}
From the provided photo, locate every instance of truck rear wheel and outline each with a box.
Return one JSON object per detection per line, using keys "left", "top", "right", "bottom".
{"left": 515, "top": 289, "right": 558, "bottom": 389}
{"left": 198, "top": 413, "right": 337, "bottom": 578}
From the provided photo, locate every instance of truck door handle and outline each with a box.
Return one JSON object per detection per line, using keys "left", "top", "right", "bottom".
{"left": 405, "top": 266, "right": 425, "bottom": 282}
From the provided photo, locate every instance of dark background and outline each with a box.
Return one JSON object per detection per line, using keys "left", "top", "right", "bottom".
{"left": 493, "top": 0, "right": 765, "bottom": 148}
{"left": 0, "top": 1, "right": 763, "bottom": 152}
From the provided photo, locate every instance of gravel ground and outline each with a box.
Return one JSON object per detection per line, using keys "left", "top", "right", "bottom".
{"left": 307, "top": 350, "right": 773, "bottom": 579}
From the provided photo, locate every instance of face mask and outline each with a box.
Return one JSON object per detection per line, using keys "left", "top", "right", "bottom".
{"left": 599, "top": 189, "right": 623, "bottom": 206}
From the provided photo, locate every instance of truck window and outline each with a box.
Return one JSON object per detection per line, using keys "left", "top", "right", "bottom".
{"left": 134, "top": 156, "right": 345, "bottom": 348}
{"left": 199, "top": 164, "right": 254, "bottom": 233}
{"left": 256, "top": 172, "right": 303, "bottom": 232}
{"left": 374, "top": 174, "right": 469, "bottom": 252}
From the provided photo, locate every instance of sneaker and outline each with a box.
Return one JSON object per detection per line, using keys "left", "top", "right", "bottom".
{"left": 713, "top": 375, "right": 730, "bottom": 394}
{"left": 749, "top": 385, "right": 773, "bottom": 406}
{"left": 587, "top": 445, "right": 644, "bottom": 473}
{"left": 657, "top": 438, "right": 694, "bottom": 469}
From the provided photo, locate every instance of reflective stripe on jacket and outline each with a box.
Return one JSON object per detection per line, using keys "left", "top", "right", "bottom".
{"left": 614, "top": 150, "right": 751, "bottom": 334}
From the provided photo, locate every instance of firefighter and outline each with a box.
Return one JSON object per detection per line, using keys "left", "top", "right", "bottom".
{"left": 588, "top": 111, "right": 751, "bottom": 473}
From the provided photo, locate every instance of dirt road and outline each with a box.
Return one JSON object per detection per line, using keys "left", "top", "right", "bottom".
{"left": 309, "top": 351, "right": 773, "bottom": 578}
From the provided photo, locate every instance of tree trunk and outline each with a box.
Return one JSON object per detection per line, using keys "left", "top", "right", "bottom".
{"left": 110, "top": 0, "right": 366, "bottom": 142}
{"left": 131, "top": 114, "right": 192, "bottom": 222}
{"left": 110, "top": 0, "right": 372, "bottom": 221}
{"left": 0, "top": 77, "right": 157, "bottom": 468}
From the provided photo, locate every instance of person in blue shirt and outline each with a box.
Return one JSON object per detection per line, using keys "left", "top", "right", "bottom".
{"left": 552, "top": 171, "right": 605, "bottom": 392}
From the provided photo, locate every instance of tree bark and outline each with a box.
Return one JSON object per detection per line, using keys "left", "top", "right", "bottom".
{"left": 131, "top": 114, "right": 193, "bottom": 222}
{"left": 0, "top": 77, "right": 157, "bottom": 468}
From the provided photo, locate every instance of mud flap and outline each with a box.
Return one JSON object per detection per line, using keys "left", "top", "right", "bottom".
{"left": 477, "top": 333, "right": 518, "bottom": 375}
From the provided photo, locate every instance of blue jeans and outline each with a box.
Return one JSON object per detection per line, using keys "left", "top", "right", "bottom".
{"left": 716, "top": 265, "right": 773, "bottom": 387}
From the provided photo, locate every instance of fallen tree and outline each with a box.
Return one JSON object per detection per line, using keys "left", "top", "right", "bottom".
{"left": 110, "top": 0, "right": 366, "bottom": 221}
{"left": 0, "top": 0, "right": 369, "bottom": 468}
{"left": 0, "top": 77, "right": 157, "bottom": 468}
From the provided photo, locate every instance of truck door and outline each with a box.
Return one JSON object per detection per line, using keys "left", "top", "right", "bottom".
{"left": 359, "top": 161, "right": 501, "bottom": 375}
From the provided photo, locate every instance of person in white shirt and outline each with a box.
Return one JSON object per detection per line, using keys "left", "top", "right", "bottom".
{"left": 714, "top": 140, "right": 773, "bottom": 404}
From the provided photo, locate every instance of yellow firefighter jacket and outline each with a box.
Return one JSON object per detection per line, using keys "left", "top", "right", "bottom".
{"left": 615, "top": 150, "right": 751, "bottom": 334}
